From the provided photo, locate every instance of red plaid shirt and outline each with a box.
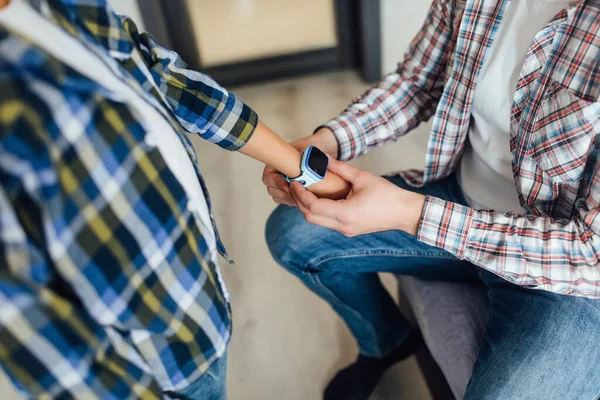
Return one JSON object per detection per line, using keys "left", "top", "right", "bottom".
{"left": 324, "top": 0, "right": 600, "bottom": 297}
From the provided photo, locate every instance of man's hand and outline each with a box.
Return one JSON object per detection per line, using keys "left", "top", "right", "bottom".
{"left": 262, "top": 128, "right": 340, "bottom": 206}
{"left": 290, "top": 158, "right": 427, "bottom": 236}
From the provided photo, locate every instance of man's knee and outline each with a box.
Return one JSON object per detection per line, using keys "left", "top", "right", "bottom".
{"left": 465, "top": 292, "right": 600, "bottom": 400}
{"left": 265, "top": 205, "right": 317, "bottom": 271}
{"left": 466, "top": 365, "right": 600, "bottom": 400}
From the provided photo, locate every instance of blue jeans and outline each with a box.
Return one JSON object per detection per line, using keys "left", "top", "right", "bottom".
{"left": 266, "top": 173, "right": 600, "bottom": 399}
{"left": 174, "top": 354, "right": 227, "bottom": 400}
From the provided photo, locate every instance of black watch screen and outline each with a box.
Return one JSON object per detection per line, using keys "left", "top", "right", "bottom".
{"left": 307, "top": 146, "right": 328, "bottom": 178}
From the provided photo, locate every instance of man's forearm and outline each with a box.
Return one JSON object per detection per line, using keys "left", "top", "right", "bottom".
{"left": 418, "top": 196, "right": 600, "bottom": 297}
{"left": 290, "top": 128, "right": 339, "bottom": 159}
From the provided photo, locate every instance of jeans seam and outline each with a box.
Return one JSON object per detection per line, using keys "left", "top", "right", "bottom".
{"left": 303, "top": 269, "right": 386, "bottom": 357}
{"left": 306, "top": 250, "right": 458, "bottom": 270}
{"left": 205, "top": 369, "right": 217, "bottom": 380}
{"left": 296, "top": 251, "right": 457, "bottom": 357}
{"left": 464, "top": 275, "right": 495, "bottom": 398}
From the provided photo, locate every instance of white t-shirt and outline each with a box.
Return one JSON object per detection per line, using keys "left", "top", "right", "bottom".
{"left": 0, "top": 0, "right": 228, "bottom": 298}
{"left": 459, "top": 0, "right": 572, "bottom": 213}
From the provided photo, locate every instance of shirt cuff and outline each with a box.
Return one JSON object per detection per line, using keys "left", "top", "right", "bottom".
{"left": 222, "top": 101, "right": 259, "bottom": 152}
{"left": 417, "top": 196, "right": 474, "bottom": 258}
{"left": 320, "top": 114, "right": 366, "bottom": 161}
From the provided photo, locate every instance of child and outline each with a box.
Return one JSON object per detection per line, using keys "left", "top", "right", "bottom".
{"left": 0, "top": 0, "right": 347, "bottom": 399}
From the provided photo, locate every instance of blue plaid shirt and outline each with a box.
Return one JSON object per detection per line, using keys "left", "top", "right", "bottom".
{"left": 0, "top": 0, "right": 257, "bottom": 398}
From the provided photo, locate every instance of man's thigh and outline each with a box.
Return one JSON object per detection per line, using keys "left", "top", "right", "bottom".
{"left": 266, "top": 173, "right": 478, "bottom": 282}
{"left": 466, "top": 272, "right": 600, "bottom": 399}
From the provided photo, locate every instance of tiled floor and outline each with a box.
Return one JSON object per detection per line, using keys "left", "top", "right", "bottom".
{"left": 0, "top": 71, "right": 434, "bottom": 399}
{"left": 190, "top": 71, "right": 433, "bottom": 400}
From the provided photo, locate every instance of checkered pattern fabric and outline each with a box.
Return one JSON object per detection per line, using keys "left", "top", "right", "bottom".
{"left": 0, "top": 0, "right": 257, "bottom": 398}
{"left": 324, "top": 0, "right": 600, "bottom": 297}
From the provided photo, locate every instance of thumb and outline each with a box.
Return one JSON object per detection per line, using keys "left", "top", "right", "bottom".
{"left": 327, "top": 158, "right": 361, "bottom": 183}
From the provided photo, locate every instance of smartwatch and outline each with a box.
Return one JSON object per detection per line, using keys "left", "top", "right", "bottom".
{"left": 282, "top": 145, "right": 329, "bottom": 188}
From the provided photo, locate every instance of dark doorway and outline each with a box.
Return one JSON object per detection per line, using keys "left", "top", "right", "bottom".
{"left": 138, "top": 0, "right": 381, "bottom": 87}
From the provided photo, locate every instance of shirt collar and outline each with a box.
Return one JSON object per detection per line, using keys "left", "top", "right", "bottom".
{"left": 23, "top": 0, "right": 133, "bottom": 59}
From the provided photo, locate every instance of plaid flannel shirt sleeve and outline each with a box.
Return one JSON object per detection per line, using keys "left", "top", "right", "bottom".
{"left": 121, "top": 16, "right": 258, "bottom": 152}
{"left": 322, "top": 0, "right": 455, "bottom": 161}
{"left": 418, "top": 159, "right": 600, "bottom": 297}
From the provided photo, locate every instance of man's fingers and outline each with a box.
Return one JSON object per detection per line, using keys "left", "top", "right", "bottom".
{"left": 327, "top": 158, "right": 361, "bottom": 183}
{"left": 273, "top": 197, "right": 296, "bottom": 207}
{"left": 290, "top": 181, "right": 316, "bottom": 206}
{"left": 262, "top": 170, "right": 290, "bottom": 192}
{"left": 290, "top": 182, "right": 343, "bottom": 220}
{"left": 267, "top": 186, "right": 290, "bottom": 200}
{"left": 296, "top": 198, "right": 342, "bottom": 231}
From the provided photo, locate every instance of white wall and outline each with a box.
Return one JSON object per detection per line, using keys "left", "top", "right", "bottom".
{"left": 109, "top": 0, "right": 146, "bottom": 32}
{"left": 188, "top": 0, "right": 338, "bottom": 67}
{"left": 381, "top": 0, "right": 431, "bottom": 74}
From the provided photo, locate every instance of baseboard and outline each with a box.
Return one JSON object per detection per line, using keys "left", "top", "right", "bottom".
{"left": 203, "top": 47, "right": 340, "bottom": 88}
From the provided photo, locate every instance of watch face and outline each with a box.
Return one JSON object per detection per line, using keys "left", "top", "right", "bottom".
{"left": 307, "top": 146, "right": 328, "bottom": 178}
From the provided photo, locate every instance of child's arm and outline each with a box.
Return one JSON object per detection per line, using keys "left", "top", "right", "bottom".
{"left": 120, "top": 13, "right": 345, "bottom": 198}
{"left": 240, "top": 122, "right": 350, "bottom": 200}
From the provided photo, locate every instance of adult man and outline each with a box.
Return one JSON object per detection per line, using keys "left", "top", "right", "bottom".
{"left": 264, "top": 0, "right": 600, "bottom": 398}
{"left": 0, "top": 0, "right": 349, "bottom": 398}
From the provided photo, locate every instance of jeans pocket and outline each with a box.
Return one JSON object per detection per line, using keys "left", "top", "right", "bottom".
{"left": 176, "top": 355, "right": 227, "bottom": 400}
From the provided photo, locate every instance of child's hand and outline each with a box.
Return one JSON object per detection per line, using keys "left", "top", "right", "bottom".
{"left": 263, "top": 165, "right": 296, "bottom": 206}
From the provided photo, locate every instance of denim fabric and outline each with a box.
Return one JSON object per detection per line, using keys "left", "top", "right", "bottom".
{"left": 175, "top": 354, "right": 227, "bottom": 400}
{"left": 266, "top": 174, "right": 600, "bottom": 399}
